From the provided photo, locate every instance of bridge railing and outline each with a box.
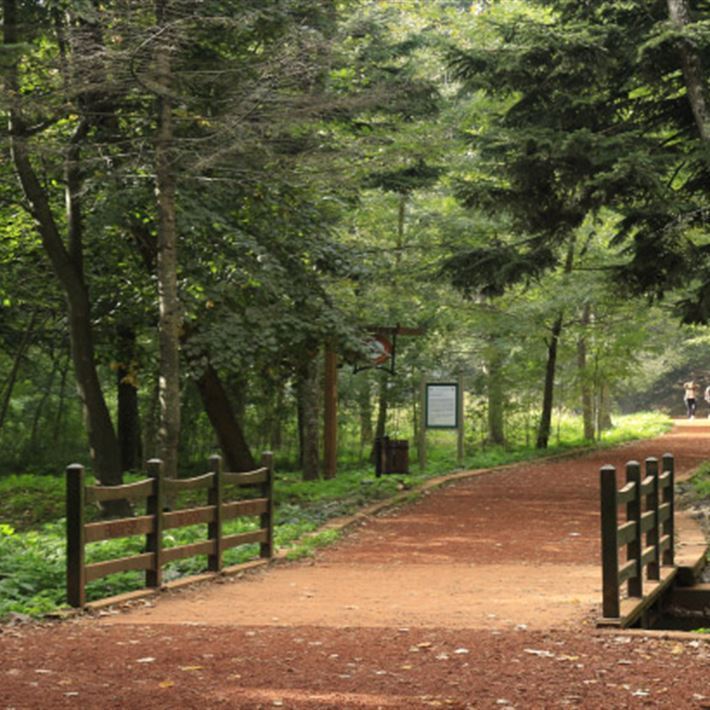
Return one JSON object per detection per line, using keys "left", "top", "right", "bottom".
{"left": 599, "top": 453, "right": 674, "bottom": 620}
{"left": 66, "top": 452, "right": 274, "bottom": 608}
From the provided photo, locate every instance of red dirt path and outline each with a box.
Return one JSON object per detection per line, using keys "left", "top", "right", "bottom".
{"left": 2, "top": 422, "right": 710, "bottom": 708}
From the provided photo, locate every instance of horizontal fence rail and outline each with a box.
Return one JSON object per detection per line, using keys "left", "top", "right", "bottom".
{"left": 600, "top": 453, "right": 674, "bottom": 620}
{"left": 66, "top": 452, "right": 274, "bottom": 608}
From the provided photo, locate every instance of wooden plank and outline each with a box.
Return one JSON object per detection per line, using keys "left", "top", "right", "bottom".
{"left": 639, "top": 475, "right": 655, "bottom": 495}
{"left": 163, "top": 505, "right": 215, "bottom": 530}
{"left": 222, "top": 498, "right": 268, "bottom": 520}
{"left": 607, "top": 568, "right": 677, "bottom": 628}
{"left": 86, "top": 478, "right": 154, "bottom": 504}
{"left": 85, "top": 515, "right": 154, "bottom": 543}
{"left": 222, "top": 529, "right": 268, "bottom": 550}
{"left": 223, "top": 469, "right": 268, "bottom": 486}
{"left": 640, "top": 544, "right": 657, "bottom": 567}
{"left": 659, "top": 534, "right": 671, "bottom": 553}
{"left": 145, "top": 459, "right": 163, "bottom": 589}
{"left": 644, "top": 457, "right": 660, "bottom": 581}
{"left": 625, "top": 461, "right": 643, "bottom": 598}
{"left": 658, "top": 503, "right": 671, "bottom": 523}
{"left": 163, "top": 472, "right": 214, "bottom": 493}
{"left": 599, "top": 571, "right": 677, "bottom": 628}
{"left": 658, "top": 471, "right": 671, "bottom": 489}
{"left": 208, "top": 455, "right": 223, "bottom": 573}
{"left": 640, "top": 510, "right": 656, "bottom": 533}
{"left": 163, "top": 572, "right": 218, "bottom": 591}
{"left": 66, "top": 464, "right": 86, "bottom": 608}
{"left": 260, "top": 452, "right": 274, "bottom": 559}
{"left": 661, "top": 453, "right": 675, "bottom": 566}
{"left": 616, "top": 520, "right": 637, "bottom": 547}
{"left": 85, "top": 552, "right": 155, "bottom": 582}
{"left": 223, "top": 558, "right": 270, "bottom": 577}
{"left": 600, "top": 465, "right": 620, "bottom": 618}
{"left": 85, "top": 587, "right": 159, "bottom": 611}
{"left": 618, "top": 559, "right": 638, "bottom": 586}
{"left": 617, "top": 482, "right": 636, "bottom": 505}
{"left": 162, "top": 539, "right": 215, "bottom": 564}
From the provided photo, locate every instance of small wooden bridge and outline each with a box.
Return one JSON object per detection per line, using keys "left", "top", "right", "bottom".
{"left": 599, "top": 452, "right": 709, "bottom": 628}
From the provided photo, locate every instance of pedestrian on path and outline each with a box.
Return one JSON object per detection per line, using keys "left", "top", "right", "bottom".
{"left": 704, "top": 385, "right": 710, "bottom": 418}
{"left": 683, "top": 379, "right": 698, "bottom": 418}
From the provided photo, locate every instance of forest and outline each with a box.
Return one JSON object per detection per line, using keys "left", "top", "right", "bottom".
{"left": 1, "top": 0, "right": 710, "bottom": 612}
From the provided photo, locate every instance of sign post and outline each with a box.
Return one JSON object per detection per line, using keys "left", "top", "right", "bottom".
{"left": 424, "top": 380, "right": 465, "bottom": 466}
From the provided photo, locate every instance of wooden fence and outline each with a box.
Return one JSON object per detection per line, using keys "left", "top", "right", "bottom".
{"left": 599, "top": 453, "right": 675, "bottom": 622}
{"left": 66, "top": 452, "right": 274, "bottom": 608}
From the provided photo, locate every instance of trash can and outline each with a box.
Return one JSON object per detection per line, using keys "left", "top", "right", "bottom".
{"left": 374, "top": 436, "right": 409, "bottom": 476}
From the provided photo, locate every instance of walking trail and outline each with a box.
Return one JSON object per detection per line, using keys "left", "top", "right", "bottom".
{"left": 2, "top": 421, "right": 710, "bottom": 709}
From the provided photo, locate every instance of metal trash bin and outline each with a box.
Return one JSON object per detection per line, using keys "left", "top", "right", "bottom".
{"left": 374, "top": 436, "right": 409, "bottom": 476}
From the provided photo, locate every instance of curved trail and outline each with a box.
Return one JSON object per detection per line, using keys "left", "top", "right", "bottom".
{"left": 2, "top": 421, "right": 709, "bottom": 709}
{"left": 102, "top": 421, "right": 709, "bottom": 631}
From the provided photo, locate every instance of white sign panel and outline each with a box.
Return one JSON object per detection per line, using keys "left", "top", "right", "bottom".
{"left": 425, "top": 383, "right": 459, "bottom": 429}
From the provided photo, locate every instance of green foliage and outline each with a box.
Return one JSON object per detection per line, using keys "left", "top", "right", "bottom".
{"left": 688, "top": 460, "right": 710, "bottom": 500}
{"left": 0, "top": 475, "right": 67, "bottom": 530}
{"left": 284, "top": 530, "right": 341, "bottom": 560}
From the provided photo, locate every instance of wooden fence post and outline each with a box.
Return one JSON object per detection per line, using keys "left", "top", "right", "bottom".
{"left": 645, "top": 457, "right": 660, "bottom": 581}
{"left": 662, "top": 453, "right": 675, "bottom": 566}
{"left": 600, "top": 464, "right": 620, "bottom": 618}
{"left": 625, "top": 461, "right": 643, "bottom": 599}
{"left": 260, "top": 451, "right": 274, "bottom": 559}
{"left": 208, "top": 454, "right": 224, "bottom": 572}
{"left": 66, "top": 464, "right": 86, "bottom": 608}
{"left": 145, "top": 459, "right": 164, "bottom": 589}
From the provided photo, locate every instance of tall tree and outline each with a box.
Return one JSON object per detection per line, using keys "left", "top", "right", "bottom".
{"left": 2, "top": 0, "right": 126, "bottom": 490}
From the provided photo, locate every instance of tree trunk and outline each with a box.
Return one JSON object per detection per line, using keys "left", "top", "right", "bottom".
{"left": 154, "top": 0, "right": 181, "bottom": 478}
{"left": 371, "top": 371, "right": 389, "bottom": 462}
{"left": 667, "top": 0, "right": 710, "bottom": 143}
{"left": 485, "top": 339, "right": 505, "bottom": 445}
{"left": 536, "top": 313, "right": 563, "bottom": 449}
{"left": 536, "top": 236, "right": 576, "bottom": 450}
{"left": 297, "top": 354, "right": 320, "bottom": 481}
{"left": 269, "top": 383, "right": 284, "bottom": 453}
{"left": 322, "top": 346, "right": 337, "bottom": 479}
{"left": 52, "top": 354, "right": 71, "bottom": 445}
{"left": 374, "top": 371, "right": 389, "bottom": 440}
{"left": 28, "top": 354, "right": 60, "bottom": 453}
{"left": 117, "top": 326, "right": 142, "bottom": 472}
{"left": 577, "top": 303, "right": 595, "bottom": 441}
{"left": 194, "top": 362, "right": 255, "bottom": 472}
{"left": 358, "top": 377, "right": 373, "bottom": 457}
{"left": 0, "top": 312, "right": 37, "bottom": 432}
{"left": 597, "top": 380, "right": 613, "bottom": 434}
{"left": 4, "top": 0, "right": 124, "bottom": 493}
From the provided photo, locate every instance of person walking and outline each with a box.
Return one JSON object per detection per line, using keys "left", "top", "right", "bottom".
{"left": 704, "top": 385, "right": 710, "bottom": 418}
{"left": 683, "top": 379, "right": 698, "bottom": 419}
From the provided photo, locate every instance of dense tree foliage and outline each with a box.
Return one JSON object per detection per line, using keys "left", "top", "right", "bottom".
{"left": 1, "top": 0, "right": 708, "bottom": 488}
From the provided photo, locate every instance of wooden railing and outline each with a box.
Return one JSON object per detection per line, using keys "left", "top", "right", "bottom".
{"left": 600, "top": 454, "right": 675, "bottom": 621}
{"left": 66, "top": 452, "right": 274, "bottom": 608}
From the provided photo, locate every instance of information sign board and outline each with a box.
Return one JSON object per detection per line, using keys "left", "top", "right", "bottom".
{"left": 425, "top": 382, "right": 459, "bottom": 429}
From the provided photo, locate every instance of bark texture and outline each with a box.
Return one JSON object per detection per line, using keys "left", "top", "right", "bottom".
{"left": 154, "top": 0, "right": 181, "bottom": 478}
{"left": 667, "top": 0, "right": 710, "bottom": 142}
{"left": 577, "top": 303, "right": 595, "bottom": 441}
{"left": 297, "top": 354, "right": 321, "bottom": 481}
{"left": 194, "top": 363, "right": 255, "bottom": 472}
{"left": 485, "top": 339, "right": 505, "bottom": 446}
